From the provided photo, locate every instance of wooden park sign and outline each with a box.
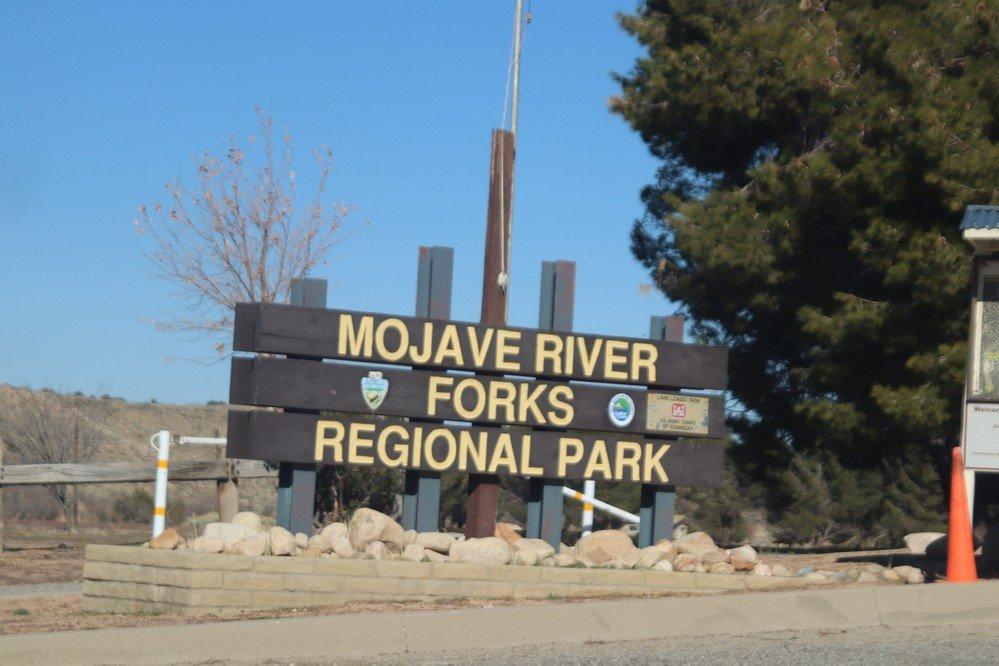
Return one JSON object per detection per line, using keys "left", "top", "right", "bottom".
{"left": 227, "top": 303, "right": 728, "bottom": 487}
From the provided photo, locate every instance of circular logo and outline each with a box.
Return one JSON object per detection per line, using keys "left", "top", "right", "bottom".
{"left": 607, "top": 393, "right": 635, "bottom": 427}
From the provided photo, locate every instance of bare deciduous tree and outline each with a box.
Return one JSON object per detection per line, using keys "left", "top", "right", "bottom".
{"left": 135, "top": 108, "right": 354, "bottom": 356}
{"left": 0, "top": 392, "right": 99, "bottom": 531}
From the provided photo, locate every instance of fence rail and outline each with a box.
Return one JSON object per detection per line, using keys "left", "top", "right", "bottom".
{"left": 0, "top": 460, "right": 275, "bottom": 486}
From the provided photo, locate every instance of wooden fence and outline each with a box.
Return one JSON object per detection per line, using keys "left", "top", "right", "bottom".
{"left": 0, "top": 435, "right": 275, "bottom": 553}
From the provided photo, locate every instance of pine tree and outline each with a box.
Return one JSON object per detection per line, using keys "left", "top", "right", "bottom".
{"left": 614, "top": 1, "right": 997, "bottom": 541}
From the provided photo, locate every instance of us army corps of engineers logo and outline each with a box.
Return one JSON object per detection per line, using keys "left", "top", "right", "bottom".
{"left": 361, "top": 371, "right": 389, "bottom": 410}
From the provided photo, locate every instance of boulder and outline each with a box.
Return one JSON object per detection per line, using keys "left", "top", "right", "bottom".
{"left": 729, "top": 545, "right": 759, "bottom": 572}
{"left": 708, "top": 562, "right": 736, "bottom": 574}
{"left": 236, "top": 533, "right": 268, "bottom": 557}
{"left": 321, "top": 522, "right": 348, "bottom": 541}
{"left": 982, "top": 523, "right": 999, "bottom": 576}
{"left": 752, "top": 563, "right": 772, "bottom": 576}
{"left": 347, "top": 509, "right": 406, "bottom": 552}
{"left": 672, "top": 524, "right": 689, "bottom": 539}
{"left": 652, "top": 539, "right": 678, "bottom": 562}
{"left": 892, "top": 565, "right": 925, "bottom": 584}
{"left": 512, "top": 550, "right": 539, "bottom": 566}
{"left": 231, "top": 511, "right": 263, "bottom": 533}
{"left": 300, "top": 547, "right": 323, "bottom": 558}
{"left": 675, "top": 531, "right": 717, "bottom": 558}
{"left": 203, "top": 522, "right": 256, "bottom": 550}
{"left": 494, "top": 522, "right": 524, "bottom": 547}
{"left": 307, "top": 533, "right": 334, "bottom": 553}
{"left": 858, "top": 571, "right": 879, "bottom": 583}
{"left": 514, "top": 538, "right": 555, "bottom": 561}
{"left": 903, "top": 532, "right": 946, "bottom": 556}
{"left": 149, "top": 528, "right": 183, "bottom": 550}
{"left": 403, "top": 529, "right": 418, "bottom": 545}
{"left": 879, "top": 568, "right": 902, "bottom": 584}
{"left": 189, "top": 535, "right": 224, "bottom": 554}
{"left": 450, "top": 537, "right": 511, "bottom": 566}
{"left": 635, "top": 546, "right": 666, "bottom": 569}
{"left": 540, "top": 556, "right": 556, "bottom": 567}
{"left": 417, "top": 532, "right": 456, "bottom": 554}
{"left": 294, "top": 532, "right": 309, "bottom": 549}
{"left": 618, "top": 549, "right": 644, "bottom": 569}
{"left": 558, "top": 543, "right": 576, "bottom": 556}
{"left": 268, "top": 526, "right": 296, "bottom": 556}
{"left": 652, "top": 559, "right": 674, "bottom": 573}
{"left": 365, "top": 541, "right": 389, "bottom": 560}
{"left": 555, "top": 553, "right": 577, "bottom": 567}
{"left": 700, "top": 549, "right": 729, "bottom": 566}
{"left": 673, "top": 553, "right": 699, "bottom": 572}
{"left": 770, "top": 564, "right": 791, "bottom": 577}
{"left": 803, "top": 572, "right": 831, "bottom": 583}
{"left": 401, "top": 544, "right": 426, "bottom": 562}
{"left": 575, "top": 530, "right": 636, "bottom": 565}
{"left": 600, "top": 559, "right": 627, "bottom": 569}
{"left": 424, "top": 549, "right": 449, "bottom": 563}
{"left": 330, "top": 536, "right": 356, "bottom": 558}
{"left": 795, "top": 566, "right": 815, "bottom": 577}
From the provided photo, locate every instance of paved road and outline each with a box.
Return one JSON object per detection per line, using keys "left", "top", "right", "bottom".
{"left": 0, "top": 583, "right": 81, "bottom": 600}
{"left": 360, "top": 622, "right": 999, "bottom": 665}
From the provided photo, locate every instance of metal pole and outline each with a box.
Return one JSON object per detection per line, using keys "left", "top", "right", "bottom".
{"left": 581, "top": 479, "right": 595, "bottom": 536}
{"left": 509, "top": 0, "right": 524, "bottom": 139}
{"left": 562, "top": 486, "right": 640, "bottom": 524}
{"left": 151, "top": 430, "right": 171, "bottom": 538}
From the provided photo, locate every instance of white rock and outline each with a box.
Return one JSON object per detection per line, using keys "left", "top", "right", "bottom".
{"left": 348, "top": 508, "right": 406, "bottom": 552}
{"left": 294, "top": 532, "right": 309, "bottom": 549}
{"left": 676, "top": 531, "right": 717, "bottom": 558}
{"left": 555, "top": 553, "right": 577, "bottom": 567}
{"left": 540, "top": 557, "right": 556, "bottom": 567}
{"left": 330, "top": 536, "right": 356, "bottom": 558}
{"left": 204, "top": 522, "right": 257, "bottom": 550}
{"left": 672, "top": 524, "right": 689, "bottom": 539}
{"left": 450, "top": 537, "right": 512, "bottom": 566}
{"left": 752, "top": 563, "right": 773, "bottom": 576}
{"left": 892, "top": 565, "right": 925, "bottom": 584}
{"left": 673, "top": 553, "right": 699, "bottom": 572}
{"left": 401, "top": 544, "right": 426, "bottom": 562}
{"left": 575, "top": 530, "right": 636, "bottom": 565}
{"left": 635, "top": 546, "right": 666, "bottom": 569}
{"left": 708, "top": 561, "right": 736, "bottom": 574}
{"left": 652, "top": 559, "right": 674, "bottom": 573}
{"left": 149, "top": 528, "right": 183, "bottom": 550}
{"left": 424, "top": 549, "right": 449, "bottom": 563}
{"left": 189, "top": 535, "right": 224, "bottom": 554}
{"left": 514, "top": 538, "right": 555, "bottom": 560}
{"left": 770, "top": 564, "right": 791, "bottom": 577}
{"left": 512, "top": 550, "right": 539, "bottom": 566}
{"left": 321, "top": 522, "right": 348, "bottom": 541}
{"left": 307, "top": 533, "right": 334, "bottom": 553}
{"left": 236, "top": 533, "right": 268, "bottom": 557}
{"left": 729, "top": 545, "right": 758, "bottom": 572}
{"left": 701, "top": 548, "right": 729, "bottom": 566}
{"left": 903, "top": 532, "right": 946, "bottom": 556}
{"left": 366, "top": 541, "right": 389, "bottom": 560}
{"left": 268, "top": 526, "right": 296, "bottom": 556}
{"left": 403, "top": 529, "right": 418, "bottom": 545}
{"left": 803, "top": 572, "right": 831, "bottom": 583}
{"left": 652, "top": 539, "right": 678, "bottom": 562}
{"left": 231, "top": 511, "right": 263, "bottom": 533}
{"left": 416, "top": 532, "right": 455, "bottom": 554}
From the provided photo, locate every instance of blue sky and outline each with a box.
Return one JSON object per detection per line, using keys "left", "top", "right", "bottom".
{"left": 0, "top": 1, "right": 671, "bottom": 404}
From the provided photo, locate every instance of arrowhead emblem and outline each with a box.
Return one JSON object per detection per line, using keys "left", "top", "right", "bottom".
{"left": 361, "top": 371, "right": 389, "bottom": 411}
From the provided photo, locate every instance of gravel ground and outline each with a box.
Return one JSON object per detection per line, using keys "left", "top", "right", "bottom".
{"left": 357, "top": 622, "right": 999, "bottom": 665}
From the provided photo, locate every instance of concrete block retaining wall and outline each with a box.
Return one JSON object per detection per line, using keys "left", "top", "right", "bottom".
{"left": 82, "top": 545, "right": 814, "bottom": 615}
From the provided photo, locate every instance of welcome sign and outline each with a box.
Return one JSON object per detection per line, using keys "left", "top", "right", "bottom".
{"left": 227, "top": 303, "right": 728, "bottom": 487}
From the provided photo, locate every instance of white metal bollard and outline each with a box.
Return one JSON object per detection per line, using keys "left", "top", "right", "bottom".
{"left": 581, "top": 479, "right": 595, "bottom": 536}
{"left": 562, "top": 486, "right": 640, "bottom": 524}
{"left": 151, "top": 430, "right": 171, "bottom": 538}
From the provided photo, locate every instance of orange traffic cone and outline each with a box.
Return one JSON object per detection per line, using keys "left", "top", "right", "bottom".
{"left": 946, "top": 447, "right": 978, "bottom": 583}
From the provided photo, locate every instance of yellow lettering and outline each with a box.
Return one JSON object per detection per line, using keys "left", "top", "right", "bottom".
{"left": 426, "top": 376, "right": 454, "bottom": 417}
{"left": 631, "top": 343, "right": 658, "bottom": 383}
{"left": 348, "top": 422, "right": 376, "bottom": 464}
{"left": 409, "top": 322, "right": 434, "bottom": 364}
{"left": 424, "top": 429, "right": 457, "bottom": 471}
{"left": 643, "top": 442, "right": 670, "bottom": 483}
{"left": 467, "top": 326, "right": 494, "bottom": 367}
{"left": 374, "top": 318, "right": 408, "bottom": 362}
{"left": 547, "top": 386, "right": 574, "bottom": 427}
{"left": 519, "top": 435, "right": 544, "bottom": 476}
{"left": 495, "top": 329, "right": 521, "bottom": 371}
{"left": 576, "top": 337, "right": 604, "bottom": 377}
{"left": 557, "top": 437, "right": 584, "bottom": 477}
{"left": 614, "top": 441, "right": 642, "bottom": 481}
{"left": 517, "top": 382, "right": 547, "bottom": 423}
{"left": 458, "top": 430, "right": 488, "bottom": 472}
{"left": 338, "top": 314, "right": 373, "bottom": 357}
{"left": 376, "top": 425, "right": 409, "bottom": 467}
{"left": 314, "top": 420, "right": 345, "bottom": 463}
{"left": 453, "top": 378, "right": 486, "bottom": 420}
{"left": 583, "top": 440, "right": 612, "bottom": 479}
{"left": 411, "top": 427, "right": 424, "bottom": 467}
{"left": 488, "top": 433, "right": 517, "bottom": 473}
{"left": 433, "top": 324, "right": 464, "bottom": 365}
{"left": 603, "top": 340, "right": 629, "bottom": 380}
{"left": 487, "top": 381, "right": 517, "bottom": 421}
{"left": 535, "top": 333, "right": 562, "bottom": 374}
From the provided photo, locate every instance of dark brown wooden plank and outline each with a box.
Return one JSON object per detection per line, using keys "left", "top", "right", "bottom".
{"left": 229, "top": 356, "right": 727, "bottom": 439}
{"left": 232, "top": 303, "right": 728, "bottom": 390}
{"left": 226, "top": 410, "right": 724, "bottom": 488}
